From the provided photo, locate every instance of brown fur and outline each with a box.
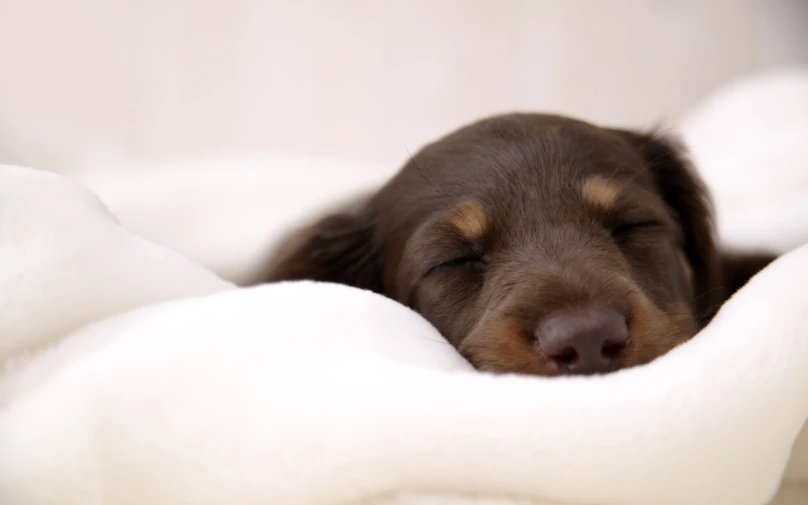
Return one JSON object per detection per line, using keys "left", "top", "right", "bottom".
{"left": 260, "top": 113, "right": 777, "bottom": 376}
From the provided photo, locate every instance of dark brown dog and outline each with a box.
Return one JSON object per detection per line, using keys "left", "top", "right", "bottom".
{"left": 259, "top": 113, "right": 775, "bottom": 376}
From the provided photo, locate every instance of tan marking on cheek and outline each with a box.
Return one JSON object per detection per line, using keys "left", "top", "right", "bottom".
{"left": 669, "top": 299, "right": 698, "bottom": 333}
{"left": 449, "top": 201, "right": 488, "bottom": 240}
{"left": 626, "top": 293, "right": 668, "bottom": 366}
{"left": 582, "top": 176, "right": 620, "bottom": 210}
{"left": 459, "top": 318, "right": 553, "bottom": 375}
{"left": 626, "top": 292, "right": 697, "bottom": 367}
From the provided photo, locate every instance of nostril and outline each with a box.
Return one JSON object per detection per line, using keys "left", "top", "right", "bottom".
{"left": 536, "top": 306, "right": 629, "bottom": 374}
{"left": 601, "top": 340, "right": 627, "bottom": 359}
{"left": 554, "top": 347, "right": 579, "bottom": 365}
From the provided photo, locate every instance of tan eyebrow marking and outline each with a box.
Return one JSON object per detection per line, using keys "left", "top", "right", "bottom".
{"left": 582, "top": 175, "right": 621, "bottom": 210}
{"left": 448, "top": 201, "right": 488, "bottom": 240}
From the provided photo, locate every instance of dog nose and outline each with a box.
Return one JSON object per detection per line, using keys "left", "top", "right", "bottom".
{"left": 536, "top": 307, "right": 629, "bottom": 375}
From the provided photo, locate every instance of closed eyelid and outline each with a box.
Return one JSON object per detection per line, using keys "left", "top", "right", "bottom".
{"left": 611, "top": 220, "right": 666, "bottom": 236}
{"left": 587, "top": 183, "right": 676, "bottom": 228}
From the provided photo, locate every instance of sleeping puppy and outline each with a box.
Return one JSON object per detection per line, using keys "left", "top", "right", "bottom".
{"left": 259, "top": 113, "right": 775, "bottom": 376}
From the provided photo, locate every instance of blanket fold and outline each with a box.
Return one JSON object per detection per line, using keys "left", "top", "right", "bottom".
{"left": 0, "top": 164, "right": 807, "bottom": 505}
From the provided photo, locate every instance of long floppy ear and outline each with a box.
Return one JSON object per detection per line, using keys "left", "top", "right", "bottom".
{"left": 611, "top": 129, "right": 779, "bottom": 322}
{"left": 610, "top": 129, "right": 721, "bottom": 324}
{"left": 716, "top": 250, "right": 777, "bottom": 301}
{"left": 258, "top": 200, "right": 384, "bottom": 293}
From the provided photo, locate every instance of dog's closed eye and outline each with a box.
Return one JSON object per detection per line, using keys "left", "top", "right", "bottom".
{"left": 261, "top": 112, "right": 779, "bottom": 377}
{"left": 424, "top": 254, "right": 488, "bottom": 278}
{"left": 610, "top": 220, "right": 665, "bottom": 238}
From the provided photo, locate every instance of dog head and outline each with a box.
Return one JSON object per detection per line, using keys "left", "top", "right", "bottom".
{"left": 265, "top": 113, "right": 766, "bottom": 376}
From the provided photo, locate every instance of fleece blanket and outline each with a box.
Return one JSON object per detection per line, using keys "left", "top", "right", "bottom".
{"left": 1, "top": 164, "right": 808, "bottom": 505}
{"left": 1, "top": 68, "right": 808, "bottom": 505}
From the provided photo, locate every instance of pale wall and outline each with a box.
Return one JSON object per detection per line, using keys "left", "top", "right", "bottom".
{"left": 0, "top": 0, "right": 806, "bottom": 170}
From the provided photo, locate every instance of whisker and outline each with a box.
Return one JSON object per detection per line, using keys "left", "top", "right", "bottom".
{"left": 404, "top": 145, "right": 451, "bottom": 200}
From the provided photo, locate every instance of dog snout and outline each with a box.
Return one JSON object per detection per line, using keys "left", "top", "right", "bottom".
{"left": 535, "top": 306, "right": 629, "bottom": 375}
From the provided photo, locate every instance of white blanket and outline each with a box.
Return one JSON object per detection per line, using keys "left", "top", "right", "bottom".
{"left": 2, "top": 68, "right": 808, "bottom": 505}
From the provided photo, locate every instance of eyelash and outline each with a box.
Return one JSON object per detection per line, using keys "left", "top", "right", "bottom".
{"left": 611, "top": 220, "right": 664, "bottom": 238}
{"left": 422, "top": 221, "right": 662, "bottom": 277}
{"left": 425, "top": 255, "right": 487, "bottom": 277}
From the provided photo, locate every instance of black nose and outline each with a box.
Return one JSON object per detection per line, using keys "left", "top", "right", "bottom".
{"left": 536, "top": 307, "right": 629, "bottom": 375}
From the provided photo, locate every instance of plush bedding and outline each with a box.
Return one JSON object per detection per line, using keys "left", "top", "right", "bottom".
{"left": 2, "top": 68, "right": 808, "bottom": 505}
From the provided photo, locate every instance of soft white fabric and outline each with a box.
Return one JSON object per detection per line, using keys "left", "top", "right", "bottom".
{"left": 680, "top": 67, "right": 808, "bottom": 254}
{"left": 2, "top": 68, "right": 808, "bottom": 505}
{"left": 0, "top": 165, "right": 231, "bottom": 363}
{"left": 1, "top": 163, "right": 808, "bottom": 505}
{"left": 74, "top": 152, "right": 395, "bottom": 284}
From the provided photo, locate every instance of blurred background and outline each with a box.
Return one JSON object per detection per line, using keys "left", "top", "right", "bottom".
{"left": 0, "top": 0, "right": 806, "bottom": 171}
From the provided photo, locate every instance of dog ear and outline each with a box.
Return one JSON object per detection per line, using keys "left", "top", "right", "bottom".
{"left": 258, "top": 201, "right": 384, "bottom": 293}
{"left": 716, "top": 250, "right": 777, "bottom": 301}
{"left": 610, "top": 129, "right": 721, "bottom": 324}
